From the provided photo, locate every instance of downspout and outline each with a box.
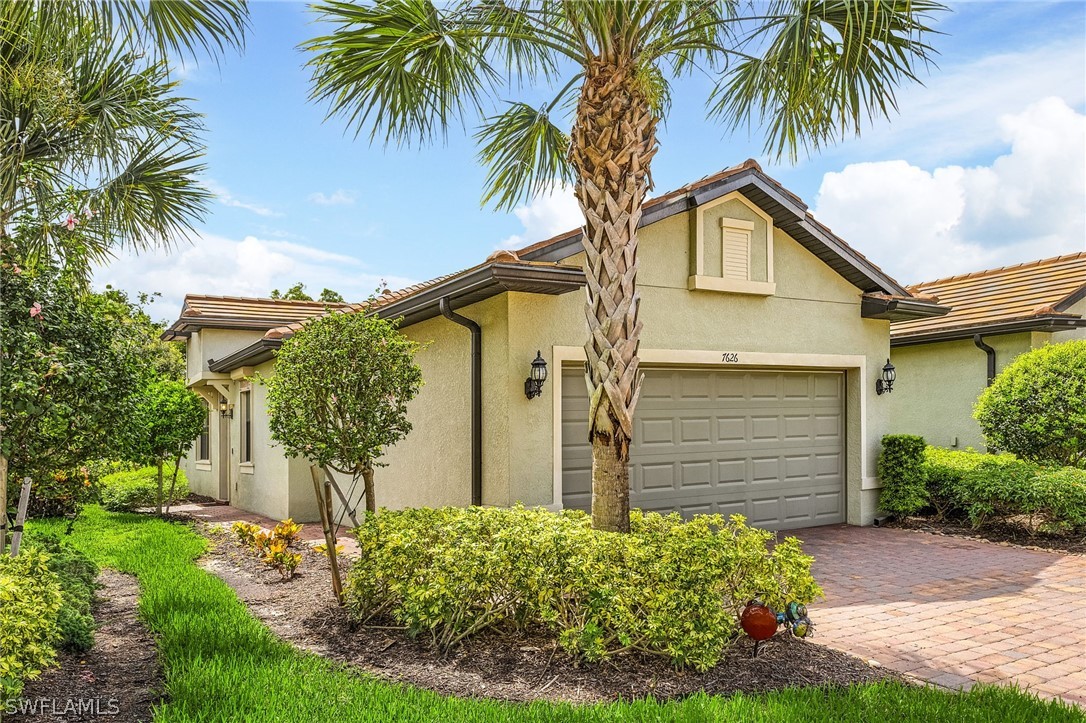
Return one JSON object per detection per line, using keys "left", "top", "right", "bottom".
{"left": 439, "top": 297, "right": 482, "bottom": 506}
{"left": 973, "top": 334, "right": 996, "bottom": 386}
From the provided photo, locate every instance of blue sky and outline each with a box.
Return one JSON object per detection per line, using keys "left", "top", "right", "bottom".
{"left": 94, "top": 1, "right": 1086, "bottom": 312}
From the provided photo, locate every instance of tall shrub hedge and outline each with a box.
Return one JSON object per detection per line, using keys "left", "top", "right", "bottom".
{"left": 345, "top": 506, "right": 821, "bottom": 671}
{"left": 100, "top": 465, "right": 187, "bottom": 511}
{"left": 877, "top": 435, "right": 928, "bottom": 515}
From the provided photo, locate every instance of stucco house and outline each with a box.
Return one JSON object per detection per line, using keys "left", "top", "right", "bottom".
{"left": 164, "top": 159, "right": 949, "bottom": 530}
{"left": 889, "top": 252, "right": 1086, "bottom": 451}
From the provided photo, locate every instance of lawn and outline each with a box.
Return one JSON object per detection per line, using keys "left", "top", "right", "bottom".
{"left": 31, "top": 507, "right": 1084, "bottom": 722}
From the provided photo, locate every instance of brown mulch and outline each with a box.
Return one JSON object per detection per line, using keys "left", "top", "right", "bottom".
{"left": 886, "top": 516, "right": 1086, "bottom": 555}
{"left": 10, "top": 570, "right": 163, "bottom": 722}
{"left": 199, "top": 524, "right": 903, "bottom": 705}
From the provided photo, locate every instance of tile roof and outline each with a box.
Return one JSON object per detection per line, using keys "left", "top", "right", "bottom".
{"left": 162, "top": 295, "right": 350, "bottom": 338}
{"left": 891, "top": 252, "right": 1086, "bottom": 339}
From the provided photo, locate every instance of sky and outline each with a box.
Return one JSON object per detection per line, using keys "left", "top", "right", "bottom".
{"left": 92, "top": 1, "right": 1086, "bottom": 315}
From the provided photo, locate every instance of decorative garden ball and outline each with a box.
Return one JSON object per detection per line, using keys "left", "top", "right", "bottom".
{"left": 741, "top": 600, "right": 779, "bottom": 641}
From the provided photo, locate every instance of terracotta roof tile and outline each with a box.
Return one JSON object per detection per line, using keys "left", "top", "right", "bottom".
{"left": 163, "top": 295, "right": 351, "bottom": 338}
{"left": 891, "top": 252, "right": 1086, "bottom": 338}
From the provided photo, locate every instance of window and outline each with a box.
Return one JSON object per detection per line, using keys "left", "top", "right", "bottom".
{"left": 196, "top": 400, "right": 210, "bottom": 461}
{"left": 240, "top": 389, "right": 252, "bottom": 463}
{"left": 721, "top": 218, "right": 754, "bottom": 281}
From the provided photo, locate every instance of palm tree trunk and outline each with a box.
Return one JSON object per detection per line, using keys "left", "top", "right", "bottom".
{"left": 569, "top": 57, "right": 658, "bottom": 533}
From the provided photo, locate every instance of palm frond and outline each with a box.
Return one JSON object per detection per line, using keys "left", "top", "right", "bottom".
{"left": 475, "top": 95, "right": 573, "bottom": 210}
{"left": 709, "top": 0, "right": 945, "bottom": 161}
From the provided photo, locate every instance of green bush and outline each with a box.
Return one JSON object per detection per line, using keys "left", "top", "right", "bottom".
{"left": 26, "top": 534, "right": 100, "bottom": 652}
{"left": 345, "top": 506, "right": 821, "bottom": 671}
{"left": 974, "top": 340, "right": 1086, "bottom": 468}
{"left": 877, "top": 435, "right": 929, "bottom": 515}
{"left": 100, "top": 464, "right": 188, "bottom": 511}
{"left": 920, "top": 448, "right": 1086, "bottom": 532}
{"left": 0, "top": 549, "right": 63, "bottom": 703}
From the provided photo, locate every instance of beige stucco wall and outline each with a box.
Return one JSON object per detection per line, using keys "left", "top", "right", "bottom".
{"left": 888, "top": 332, "right": 1040, "bottom": 450}
{"left": 1054, "top": 297, "right": 1086, "bottom": 341}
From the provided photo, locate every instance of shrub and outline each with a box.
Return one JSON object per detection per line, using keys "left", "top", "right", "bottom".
{"left": 0, "top": 549, "right": 63, "bottom": 703}
{"left": 25, "top": 534, "right": 100, "bottom": 653}
{"left": 262, "top": 541, "right": 302, "bottom": 580}
{"left": 920, "top": 448, "right": 1086, "bottom": 532}
{"left": 345, "top": 506, "right": 821, "bottom": 671}
{"left": 100, "top": 465, "right": 187, "bottom": 511}
{"left": 975, "top": 340, "right": 1086, "bottom": 468}
{"left": 23, "top": 466, "right": 99, "bottom": 519}
{"left": 231, "top": 521, "right": 262, "bottom": 547}
{"left": 231, "top": 519, "right": 304, "bottom": 579}
{"left": 877, "top": 435, "right": 929, "bottom": 515}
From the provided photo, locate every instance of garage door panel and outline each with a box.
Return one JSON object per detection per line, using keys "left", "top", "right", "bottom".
{"left": 561, "top": 367, "right": 846, "bottom": 530}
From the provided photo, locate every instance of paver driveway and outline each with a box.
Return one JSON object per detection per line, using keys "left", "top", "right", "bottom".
{"left": 792, "top": 525, "right": 1085, "bottom": 705}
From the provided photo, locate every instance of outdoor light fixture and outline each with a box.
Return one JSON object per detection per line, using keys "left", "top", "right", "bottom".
{"left": 219, "top": 397, "right": 234, "bottom": 418}
{"left": 875, "top": 359, "right": 896, "bottom": 395}
{"left": 524, "top": 351, "right": 548, "bottom": 400}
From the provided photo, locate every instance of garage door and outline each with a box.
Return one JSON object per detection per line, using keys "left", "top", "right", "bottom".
{"left": 561, "top": 367, "right": 845, "bottom": 530}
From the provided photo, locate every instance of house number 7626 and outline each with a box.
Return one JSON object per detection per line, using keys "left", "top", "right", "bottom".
{"left": 721, "top": 353, "right": 740, "bottom": 363}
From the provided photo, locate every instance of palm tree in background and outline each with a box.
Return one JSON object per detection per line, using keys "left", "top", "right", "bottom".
{"left": 0, "top": 0, "right": 250, "bottom": 278}
{"left": 304, "top": 0, "right": 944, "bottom": 532}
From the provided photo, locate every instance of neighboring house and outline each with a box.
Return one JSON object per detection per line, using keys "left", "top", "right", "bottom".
{"left": 889, "top": 252, "right": 1086, "bottom": 451}
{"left": 165, "top": 159, "right": 947, "bottom": 530}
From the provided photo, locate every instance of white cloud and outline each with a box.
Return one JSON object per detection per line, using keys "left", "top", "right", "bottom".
{"left": 816, "top": 38, "right": 1086, "bottom": 168}
{"left": 205, "top": 180, "right": 282, "bottom": 217}
{"left": 812, "top": 97, "right": 1086, "bottom": 285}
{"left": 498, "top": 184, "right": 583, "bottom": 250}
{"left": 308, "top": 189, "right": 357, "bottom": 206}
{"left": 93, "top": 233, "right": 416, "bottom": 314}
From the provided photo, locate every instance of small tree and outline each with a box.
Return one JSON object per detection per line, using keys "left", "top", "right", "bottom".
{"left": 265, "top": 311, "right": 422, "bottom": 512}
{"left": 127, "top": 380, "right": 206, "bottom": 513}
{"left": 975, "top": 340, "right": 1086, "bottom": 468}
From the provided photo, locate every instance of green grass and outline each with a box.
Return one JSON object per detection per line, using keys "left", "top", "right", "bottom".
{"left": 32, "top": 507, "right": 1084, "bottom": 722}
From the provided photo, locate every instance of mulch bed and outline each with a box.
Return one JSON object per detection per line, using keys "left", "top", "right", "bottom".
{"left": 886, "top": 516, "right": 1086, "bottom": 555}
{"left": 199, "top": 524, "right": 902, "bottom": 705}
{"left": 11, "top": 570, "right": 163, "bottom": 723}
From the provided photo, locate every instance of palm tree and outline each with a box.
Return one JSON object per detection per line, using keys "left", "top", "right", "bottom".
{"left": 303, "top": 0, "right": 944, "bottom": 532}
{"left": 0, "top": 0, "right": 250, "bottom": 278}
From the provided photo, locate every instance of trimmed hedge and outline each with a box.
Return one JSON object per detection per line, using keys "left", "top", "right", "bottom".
{"left": 878, "top": 437, "right": 1086, "bottom": 531}
{"left": 0, "top": 550, "right": 63, "bottom": 703}
{"left": 877, "top": 435, "right": 928, "bottom": 515}
{"left": 100, "top": 465, "right": 188, "bottom": 512}
{"left": 346, "top": 506, "right": 821, "bottom": 671}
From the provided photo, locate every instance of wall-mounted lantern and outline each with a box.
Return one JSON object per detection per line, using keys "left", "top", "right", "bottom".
{"left": 219, "top": 397, "right": 235, "bottom": 418}
{"left": 875, "top": 359, "right": 896, "bottom": 395}
{"left": 524, "top": 351, "right": 548, "bottom": 400}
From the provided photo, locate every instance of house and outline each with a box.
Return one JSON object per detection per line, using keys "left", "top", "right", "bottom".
{"left": 889, "top": 253, "right": 1086, "bottom": 451}
{"left": 164, "top": 159, "right": 948, "bottom": 530}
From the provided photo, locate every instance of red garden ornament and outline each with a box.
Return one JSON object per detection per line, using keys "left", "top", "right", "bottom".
{"left": 741, "top": 598, "right": 814, "bottom": 658}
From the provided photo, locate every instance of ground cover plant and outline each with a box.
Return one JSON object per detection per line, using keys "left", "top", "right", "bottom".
{"left": 347, "top": 505, "right": 819, "bottom": 670}
{"left": 99, "top": 465, "right": 188, "bottom": 512}
{"left": 0, "top": 549, "right": 62, "bottom": 703}
{"left": 24, "top": 506, "right": 1081, "bottom": 722}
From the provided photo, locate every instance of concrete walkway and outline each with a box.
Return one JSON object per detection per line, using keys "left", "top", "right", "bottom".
{"left": 792, "top": 524, "right": 1085, "bottom": 705}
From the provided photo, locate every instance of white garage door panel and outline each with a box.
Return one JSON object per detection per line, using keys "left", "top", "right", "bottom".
{"left": 561, "top": 367, "right": 846, "bottom": 530}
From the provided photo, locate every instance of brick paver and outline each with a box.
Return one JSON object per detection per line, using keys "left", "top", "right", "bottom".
{"left": 792, "top": 525, "right": 1085, "bottom": 706}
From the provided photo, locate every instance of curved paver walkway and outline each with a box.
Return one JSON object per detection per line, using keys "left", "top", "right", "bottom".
{"left": 792, "top": 525, "right": 1085, "bottom": 705}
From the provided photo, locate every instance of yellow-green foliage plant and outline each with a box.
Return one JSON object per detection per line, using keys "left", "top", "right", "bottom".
{"left": 345, "top": 506, "right": 820, "bottom": 671}
{"left": 0, "top": 549, "right": 63, "bottom": 702}
{"left": 262, "top": 541, "right": 302, "bottom": 580}
{"left": 231, "top": 521, "right": 262, "bottom": 548}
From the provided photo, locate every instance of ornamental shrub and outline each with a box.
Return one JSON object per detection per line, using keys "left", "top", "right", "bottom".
{"left": 100, "top": 465, "right": 188, "bottom": 512}
{"left": 345, "top": 506, "right": 821, "bottom": 671}
{"left": 974, "top": 340, "right": 1086, "bottom": 468}
{"left": 0, "top": 549, "right": 63, "bottom": 703}
{"left": 25, "top": 534, "right": 99, "bottom": 653}
{"left": 877, "top": 435, "right": 929, "bottom": 515}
